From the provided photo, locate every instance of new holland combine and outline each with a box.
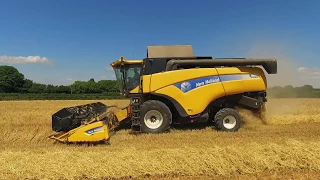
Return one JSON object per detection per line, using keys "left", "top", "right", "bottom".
{"left": 49, "top": 45, "right": 277, "bottom": 144}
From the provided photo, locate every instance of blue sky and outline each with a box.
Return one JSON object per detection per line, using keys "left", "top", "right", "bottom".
{"left": 0, "top": 0, "right": 319, "bottom": 87}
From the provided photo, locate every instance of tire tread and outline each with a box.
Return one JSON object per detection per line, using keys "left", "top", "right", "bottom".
{"left": 214, "top": 108, "right": 241, "bottom": 132}
{"left": 140, "top": 100, "right": 172, "bottom": 133}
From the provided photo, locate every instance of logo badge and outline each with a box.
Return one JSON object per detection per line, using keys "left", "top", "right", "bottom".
{"left": 249, "top": 74, "right": 259, "bottom": 78}
{"left": 180, "top": 81, "right": 191, "bottom": 93}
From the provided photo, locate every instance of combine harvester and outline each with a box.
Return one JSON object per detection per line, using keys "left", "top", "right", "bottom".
{"left": 49, "top": 45, "right": 277, "bottom": 144}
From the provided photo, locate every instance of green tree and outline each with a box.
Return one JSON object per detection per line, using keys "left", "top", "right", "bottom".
{"left": 71, "top": 81, "right": 90, "bottom": 93}
{"left": 29, "top": 83, "right": 47, "bottom": 93}
{"left": 57, "top": 85, "right": 71, "bottom": 94}
{"left": 283, "top": 85, "right": 296, "bottom": 97}
{"left": 302, "top": 85, "right": 313, "bottom": 93}
{"left": 0, "top": 65, "right": 25, "bottom": 93}
{"left": 97, "top": 80, "right": 119, "bottom": 92}
{"left": 21, "top": 79, "right": 34, "bottom": 93}
{"left": 46, "top": 84, "right": 57, "bottom": 93}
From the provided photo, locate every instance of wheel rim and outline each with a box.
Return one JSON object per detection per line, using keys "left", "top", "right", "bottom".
{"left": 144, "top": 110, "right": 163, "bottom": 129}
{"left": 222, "top": 115, "right": 237, "bottom": 129}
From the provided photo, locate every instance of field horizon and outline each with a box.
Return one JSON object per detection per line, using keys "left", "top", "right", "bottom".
{"left": 0, "top": 98, "right": 320, "bottom": 179}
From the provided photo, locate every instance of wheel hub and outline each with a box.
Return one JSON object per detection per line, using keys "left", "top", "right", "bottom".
{"left": 150, "top": 116, "right": 157, "bottom": 122}
{"left": 144, "top": 110, "right": 163, "bottom": 129}
{"left": 222, "top": 115, "right": 237, "bottom": 129}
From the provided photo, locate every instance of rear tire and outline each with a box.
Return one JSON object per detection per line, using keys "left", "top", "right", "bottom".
{"left": 140, "top": 100, "right": 172, "bottom": 133}
{"left": 214, "top": 108, "right": 242, "bottom": 132}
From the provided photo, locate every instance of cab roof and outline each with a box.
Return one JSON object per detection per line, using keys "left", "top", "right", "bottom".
{"left": 110, "top": 56, "right": 142, "bottom": 67}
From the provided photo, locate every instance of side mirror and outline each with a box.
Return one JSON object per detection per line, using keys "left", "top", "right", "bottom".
{"left": 120, "top": 56, "right": 125, "bottom": 72}
{"left": 120, "top": 62, "right": 124, "bottom": 73}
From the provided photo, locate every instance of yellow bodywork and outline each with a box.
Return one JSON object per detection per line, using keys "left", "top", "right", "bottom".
{"left": 49, "top": 56, "right": 137, "bottom": 144}
{"left": 115, "top": 107, "right": 129, "bottom": 122}
{"left": 129, "top": 86, "right": 140, "bottom": 94}
{"left": 142, "top": 66, "right": 266, "bottom": 116}
{"left": 67, "top": 121, "right": 109, "bottom": 142}
{"left": 49, "top": 108, "right": 129, "bottom": 143}
{"left": 49, "top": 52, "right": 274, "bottom": 144}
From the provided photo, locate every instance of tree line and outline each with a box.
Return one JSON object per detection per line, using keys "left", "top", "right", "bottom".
{"left": 0, "top": 65, "right": 319, "bottom": 100}
{"left": 0, "top": 65, "right": 120, "bottom": 94}
{"left": 267, "top": 85, "right": 320, "bottom": 98}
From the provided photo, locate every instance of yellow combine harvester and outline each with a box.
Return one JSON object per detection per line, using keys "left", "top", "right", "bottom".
{"left": 49, "top": 45, "right": 277, "bottom": 144}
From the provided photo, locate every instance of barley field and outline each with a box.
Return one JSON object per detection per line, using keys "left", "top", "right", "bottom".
{"left": 0, "top": 98, "right": 320, "bottom": 180}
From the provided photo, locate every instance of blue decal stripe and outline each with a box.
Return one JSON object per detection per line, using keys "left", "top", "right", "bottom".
{"left": 173, "top": 75, "right": 220, "bottom": 93}
{"left": 86, "top": 127, "right": 104, "bottom": 134}
{"left": 173, "top": 74, "right": 259, "bottom": 93}
{"left": 219, "top": 74, "right": 243, "bottom": 82}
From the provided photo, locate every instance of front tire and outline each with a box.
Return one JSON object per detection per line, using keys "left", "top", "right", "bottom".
{"left": 140, "top": 100, "right": 172, "bottom": 133}
{"left": 214, "top": 108, "right": 242, "bottom": 132}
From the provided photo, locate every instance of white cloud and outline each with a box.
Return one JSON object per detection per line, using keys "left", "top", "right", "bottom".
{"left": 297, "top": 67, "right": 320, "bottom": 79}
{"left": 106, "top": 67, "right": 113, "bottom": 71}
{"left": 0, "top": 55, "right": 53, "bottom": 65}
{"left": 60, "top": 78, "right": 73, "bottom": 82}
{"left": 100, "top": 75, "right": 107, "bottom": 78}
{"left": 297, "top": 67, "right": 308, "bottom": 73}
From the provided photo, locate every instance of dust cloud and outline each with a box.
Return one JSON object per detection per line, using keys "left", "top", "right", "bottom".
{"left": 246, "top": 41, "right": 301, "bottom": 88}
{"left": 238, "top": 109, "right": 266, "bottom": 128}
{"left": 238, "top": 41, "right": 304, "bottom": 126}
